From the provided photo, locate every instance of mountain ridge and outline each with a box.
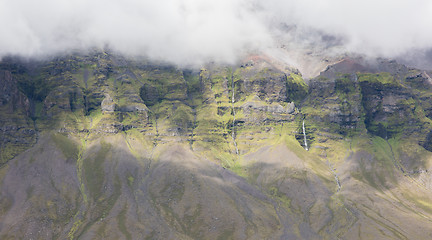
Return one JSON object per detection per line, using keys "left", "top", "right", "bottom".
{"left": 1, "top": 51, "right": 432, "bottom": 239}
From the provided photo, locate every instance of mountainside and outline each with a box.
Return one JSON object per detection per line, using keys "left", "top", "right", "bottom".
{"left": 1, "top": 52, "right": 432, "bottom": 239}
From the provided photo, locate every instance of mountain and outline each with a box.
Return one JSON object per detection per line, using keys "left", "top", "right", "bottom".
{"left": 1, "top": 51, "right": 432, "bottom": 239}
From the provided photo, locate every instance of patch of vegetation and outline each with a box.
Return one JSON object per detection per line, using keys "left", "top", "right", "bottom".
{"left": 287, "top": 73, "right": 308, "bottom": 103}
{"left": 358, "top": 72, "right": 397, "bottom": 85}
{"left": 268, "top": 185, "right": 292, "bottom": 209}
{"left": 127, "top": 174, "right": 135, "bottom": 188}
{"left": 68, "top": 212, "right": 84, "bottom": 240}
{"left": 335, "top": 74, "right": 356, "bottom": 95}
{"left": 171, "top": 103, "right": 194, "bottom": 133}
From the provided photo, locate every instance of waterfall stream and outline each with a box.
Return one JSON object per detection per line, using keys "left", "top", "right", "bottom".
{"left": 328, "top": 161, "right": 342, "bottom": 192}
{"left": 302, "top": 119, "right": 308, "bottom": 151}
{"left": 231, "top": 75, "right": 239, "bottom": 155}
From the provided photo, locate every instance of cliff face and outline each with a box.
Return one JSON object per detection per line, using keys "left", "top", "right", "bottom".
{"left": 0, "top": 69, "right": 35, "bottom": 165}
{"left": 1, "top": 52, "right": 432, "bottom": 240}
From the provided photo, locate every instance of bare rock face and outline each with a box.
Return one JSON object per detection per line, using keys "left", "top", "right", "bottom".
{"left": 101, "top": 93, "right": 116, "bottom": 113}
{"left": 139, "top": 83, "right": 160, "bottom": 106}
{"left": 359, "top": 75, "right": 417, "bottom": 138}
{"left": 0, "top": 70, "right": 35, "bottom": 165}
{"left": 235, "top": 66, "right": 289, "bottom": 103}
{"left": 43, "top": 86, "right": 85, "bottom": 118}
{"left": 305, "top": 73, "right": 363, "bottom": 135}
{"left": 304, "top": 58, "right": 432, "bottom": 145}
{"left": 286, "top": 102, "right": 295, "bottom": 114}
{"left": 240, "top": 96, "right": 296, "bottom": 124}
{"left": 0, "top": 70, "right": 30, "bottom": 115}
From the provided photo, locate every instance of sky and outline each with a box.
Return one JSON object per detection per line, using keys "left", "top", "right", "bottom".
{"left": 1, "top": 0, "right": 432, "bottom": 68}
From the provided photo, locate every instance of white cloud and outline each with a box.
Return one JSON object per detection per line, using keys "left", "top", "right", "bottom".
{"left": 0, "top": 0, "right": 272, "bottom": 65}
{"left": 1, "top": 0, "right": 432, "bottom": 67}
{"left": 262, "top": 0, "right": 432, "bottom": 58}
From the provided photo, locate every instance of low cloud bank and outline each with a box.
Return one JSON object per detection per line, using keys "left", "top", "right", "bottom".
{"left": 1, "top": 0, "right": 432, "bottom": 67}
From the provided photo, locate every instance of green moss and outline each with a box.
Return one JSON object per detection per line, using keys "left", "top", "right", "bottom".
{"left": 358, "top": 72, "right": 397, "bottom": 85}
{"left": 171, "top": 103, "right": 194, "bottom": 131}
{"left": 268, "top": 186, "right": 292, "bottom": 209}
{"left": 221, "top": 154, "right": 244, "bottom": 176}
{"left": 127, "top": 175, "right": 135, "bottom": 188}
{"left": 0, "top": 144, "right": 28, "bottom": 165}
{"left": 335, "top": 74, "right": 356, "bottom": 95}
{"left": 287, "top": 73, "right": 308, "bottom": 103}
{"left": 68, "top": 218, "right": 83, "bottom": 240}
{"left": 86, "top": 108, "right": 103, "bottom": 129}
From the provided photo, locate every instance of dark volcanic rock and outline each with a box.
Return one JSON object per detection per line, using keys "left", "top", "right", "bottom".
{"left": 305, "top": 73, "right": 363, "bottom": 135}
{"left": 304, "top": 58, "right": 432, "bottom": 142}
{"left": 0, "top": 70, "right": 35, "bottom": 164}
{"left": 44, "top": 85, "right": 85, "bottom": 117}
{"left": 0, "top": 70, "right": 30, "bottom": 115}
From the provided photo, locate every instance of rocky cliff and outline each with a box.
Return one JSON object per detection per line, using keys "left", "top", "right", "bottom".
{"left": 0, "top": 68, "right": 35, "bottom": 165}
{"left": 1, "top": 52, "right": 432, "bottom": 239}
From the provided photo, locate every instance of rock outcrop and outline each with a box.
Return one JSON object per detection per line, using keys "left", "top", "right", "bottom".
{"left": 303, "top": 59, "right": 432, "bottom": 142}
{"left": 0, "top": 70, "right": 35, "bottom": 165}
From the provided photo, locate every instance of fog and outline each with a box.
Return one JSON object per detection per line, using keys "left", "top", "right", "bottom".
{"left": 1, "top": 0, "right": 432, "bottom": 67}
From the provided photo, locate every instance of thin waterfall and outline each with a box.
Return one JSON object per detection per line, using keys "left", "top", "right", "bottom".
{"left": 231, "top": 75, "right": 239, "bottom": 155}
{"left": 353, "top": 73, "right": 358, "bottom": 82}
{"left": 329, "top": 161, "right": 342, "bottom": 192}
{"left": 302, "top": 119, "right": 308, "bottom": 151}
{"left": 324, "top": 151, "right": 341, "bottom": 192}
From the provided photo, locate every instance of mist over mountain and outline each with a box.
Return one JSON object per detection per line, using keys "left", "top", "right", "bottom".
{"left": 2, "top": 1, "right": 432, "bottom": 240}
{"left": 2, "top": 0, "right": 432, "bottom": 69}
